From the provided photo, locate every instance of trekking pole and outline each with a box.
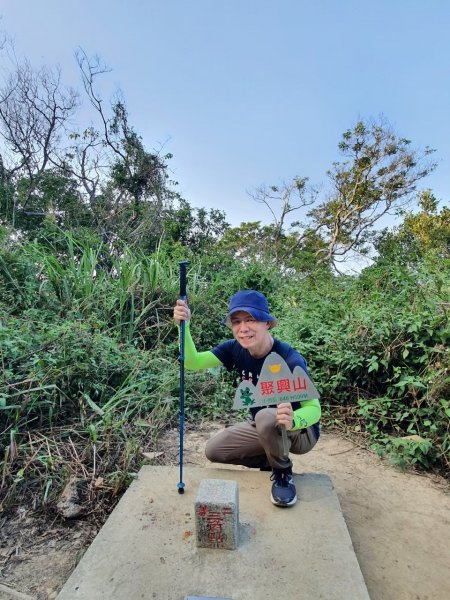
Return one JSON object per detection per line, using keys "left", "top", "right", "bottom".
{"left": 177, "top": 260, "right": 189, "bottom": 494}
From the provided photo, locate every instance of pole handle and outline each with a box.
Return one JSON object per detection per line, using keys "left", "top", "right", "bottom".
{"left": 178, "top": 261, "right": 189, "bottom": 299}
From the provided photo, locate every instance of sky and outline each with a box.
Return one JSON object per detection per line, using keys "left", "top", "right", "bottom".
{"left": 0, "top": 0, "right": 449, "bottom": 227}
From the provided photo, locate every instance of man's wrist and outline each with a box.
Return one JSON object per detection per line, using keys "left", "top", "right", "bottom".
{"left": 292, "top": 412, "right": 308, "bottom": 431}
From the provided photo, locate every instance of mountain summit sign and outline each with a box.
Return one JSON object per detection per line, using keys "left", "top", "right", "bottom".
{"left": 232, "top": 352, "right": 320, "bottom": 410}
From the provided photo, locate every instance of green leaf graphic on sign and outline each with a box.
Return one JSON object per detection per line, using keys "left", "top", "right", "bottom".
{"left": 240, "top": 387, "right": 255, "bottom": 406}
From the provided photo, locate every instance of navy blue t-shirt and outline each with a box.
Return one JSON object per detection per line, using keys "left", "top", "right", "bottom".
{"left": 212, "top": 338, "right": 320, "bottom": 438}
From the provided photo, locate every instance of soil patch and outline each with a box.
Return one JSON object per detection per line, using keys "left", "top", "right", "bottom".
{"left": 1, "top": 423, "right": 449, "bottom": 600}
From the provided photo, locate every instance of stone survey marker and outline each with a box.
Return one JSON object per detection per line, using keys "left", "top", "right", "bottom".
{"left": 195, "top": 479, "right": 239, "bottom": 550}
{"left": 232, "top": 352, "right": 320, "bottom": 410}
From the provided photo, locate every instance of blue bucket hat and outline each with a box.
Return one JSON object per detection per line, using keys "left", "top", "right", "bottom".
{"left": 222, "top": 290, "right": 277, "bottom": 329}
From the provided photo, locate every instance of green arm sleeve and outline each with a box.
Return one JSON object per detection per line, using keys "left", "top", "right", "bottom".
{"left": 180, "top": 322, "right": 222, "bottom": 371}
{"left": 292, "top": 398, "right": 321, "bottom": 430}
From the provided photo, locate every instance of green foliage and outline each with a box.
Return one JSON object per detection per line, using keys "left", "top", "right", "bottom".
{"left": 375, "top": 190, "right": 450, "bottom": 265}
{"left": 0, "top": 228, "right": 240, "bottom": 511}
{"left": 183, "top": 368, "right": 236, "bottom": 422}
{"left": 277, "top": 255, "right": 449, "bottom": 472}
{"left": 371, "top": 436, "right": 436, "bottom": 470}
{"left": 163, "top": 198, "right": 230, "bottom": 254}
{"left": 0, "top": 216, "right": 449, "bottom": 515}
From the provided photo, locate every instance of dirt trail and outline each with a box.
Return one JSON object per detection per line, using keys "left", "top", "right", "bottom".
{"left": 0, "top": 423, "right": 449, "bottom": 600}
{"left": 164, "top": 423, "right": 450, "bottom": 600}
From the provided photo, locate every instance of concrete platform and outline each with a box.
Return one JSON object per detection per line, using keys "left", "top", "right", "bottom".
{"left": 56, "top": 466, "right": 370, "bottom": 600}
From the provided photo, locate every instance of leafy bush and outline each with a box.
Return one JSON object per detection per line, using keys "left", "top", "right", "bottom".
{"left": 277, "top": 256, "right": 449, "bottom": 472}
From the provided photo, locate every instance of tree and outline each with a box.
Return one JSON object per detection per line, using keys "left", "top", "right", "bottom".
{"left": 309, "top": 119, "right": 436, "bottom": 268}
{"left": 72, "top": 50, "right": 176, "bottom": 247}
{"left": 162, "top": 198, "right": 229, "bottom": 253}
{"left": 247, "top": 177, "right": 317, "bottom": 262}
{"left": 249, "top": 118, "right": 437, "bottom": 272}
{"left": 375, "top": 190, "right": 450, "bottom": 264}
{"left": 0, "top": 59, "right": 79, "bottom": 226}
{"left": 219, "top": 178, "right": 325, "bottom": 273}
{"left": 0, "top": 50, "right": 177, "bottom": 248}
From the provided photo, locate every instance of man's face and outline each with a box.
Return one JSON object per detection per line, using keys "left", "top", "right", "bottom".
{"left": 229, "top": 310, "right": 271, "bottom": 354}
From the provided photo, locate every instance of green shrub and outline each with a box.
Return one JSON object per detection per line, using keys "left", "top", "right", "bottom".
{"left": 277, "top": 256, "right": 449, "bottom": 472}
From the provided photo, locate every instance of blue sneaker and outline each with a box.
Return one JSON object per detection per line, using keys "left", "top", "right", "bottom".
{"left": 270, "top": 468, "right": 297, "bottom": 507}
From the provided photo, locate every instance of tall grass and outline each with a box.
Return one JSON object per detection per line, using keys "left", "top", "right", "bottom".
{"left": 0, "top": 230, "right": 199, "bottom": 511}
{"left": 1, "top": 228, "right": 448, "bottom": 515}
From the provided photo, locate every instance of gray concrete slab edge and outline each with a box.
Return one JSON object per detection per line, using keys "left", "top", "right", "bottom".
{"left": 56, "top": 466, "right": 370, "bottom": 600}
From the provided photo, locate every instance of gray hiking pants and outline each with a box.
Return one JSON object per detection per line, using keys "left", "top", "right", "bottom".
{"left": 205, "top": 407, "right": 318, "bottom": 471}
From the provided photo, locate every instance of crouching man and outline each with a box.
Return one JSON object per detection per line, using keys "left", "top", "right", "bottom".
{"left": 173, "top": 290, "right": 321, "bottom": 507}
